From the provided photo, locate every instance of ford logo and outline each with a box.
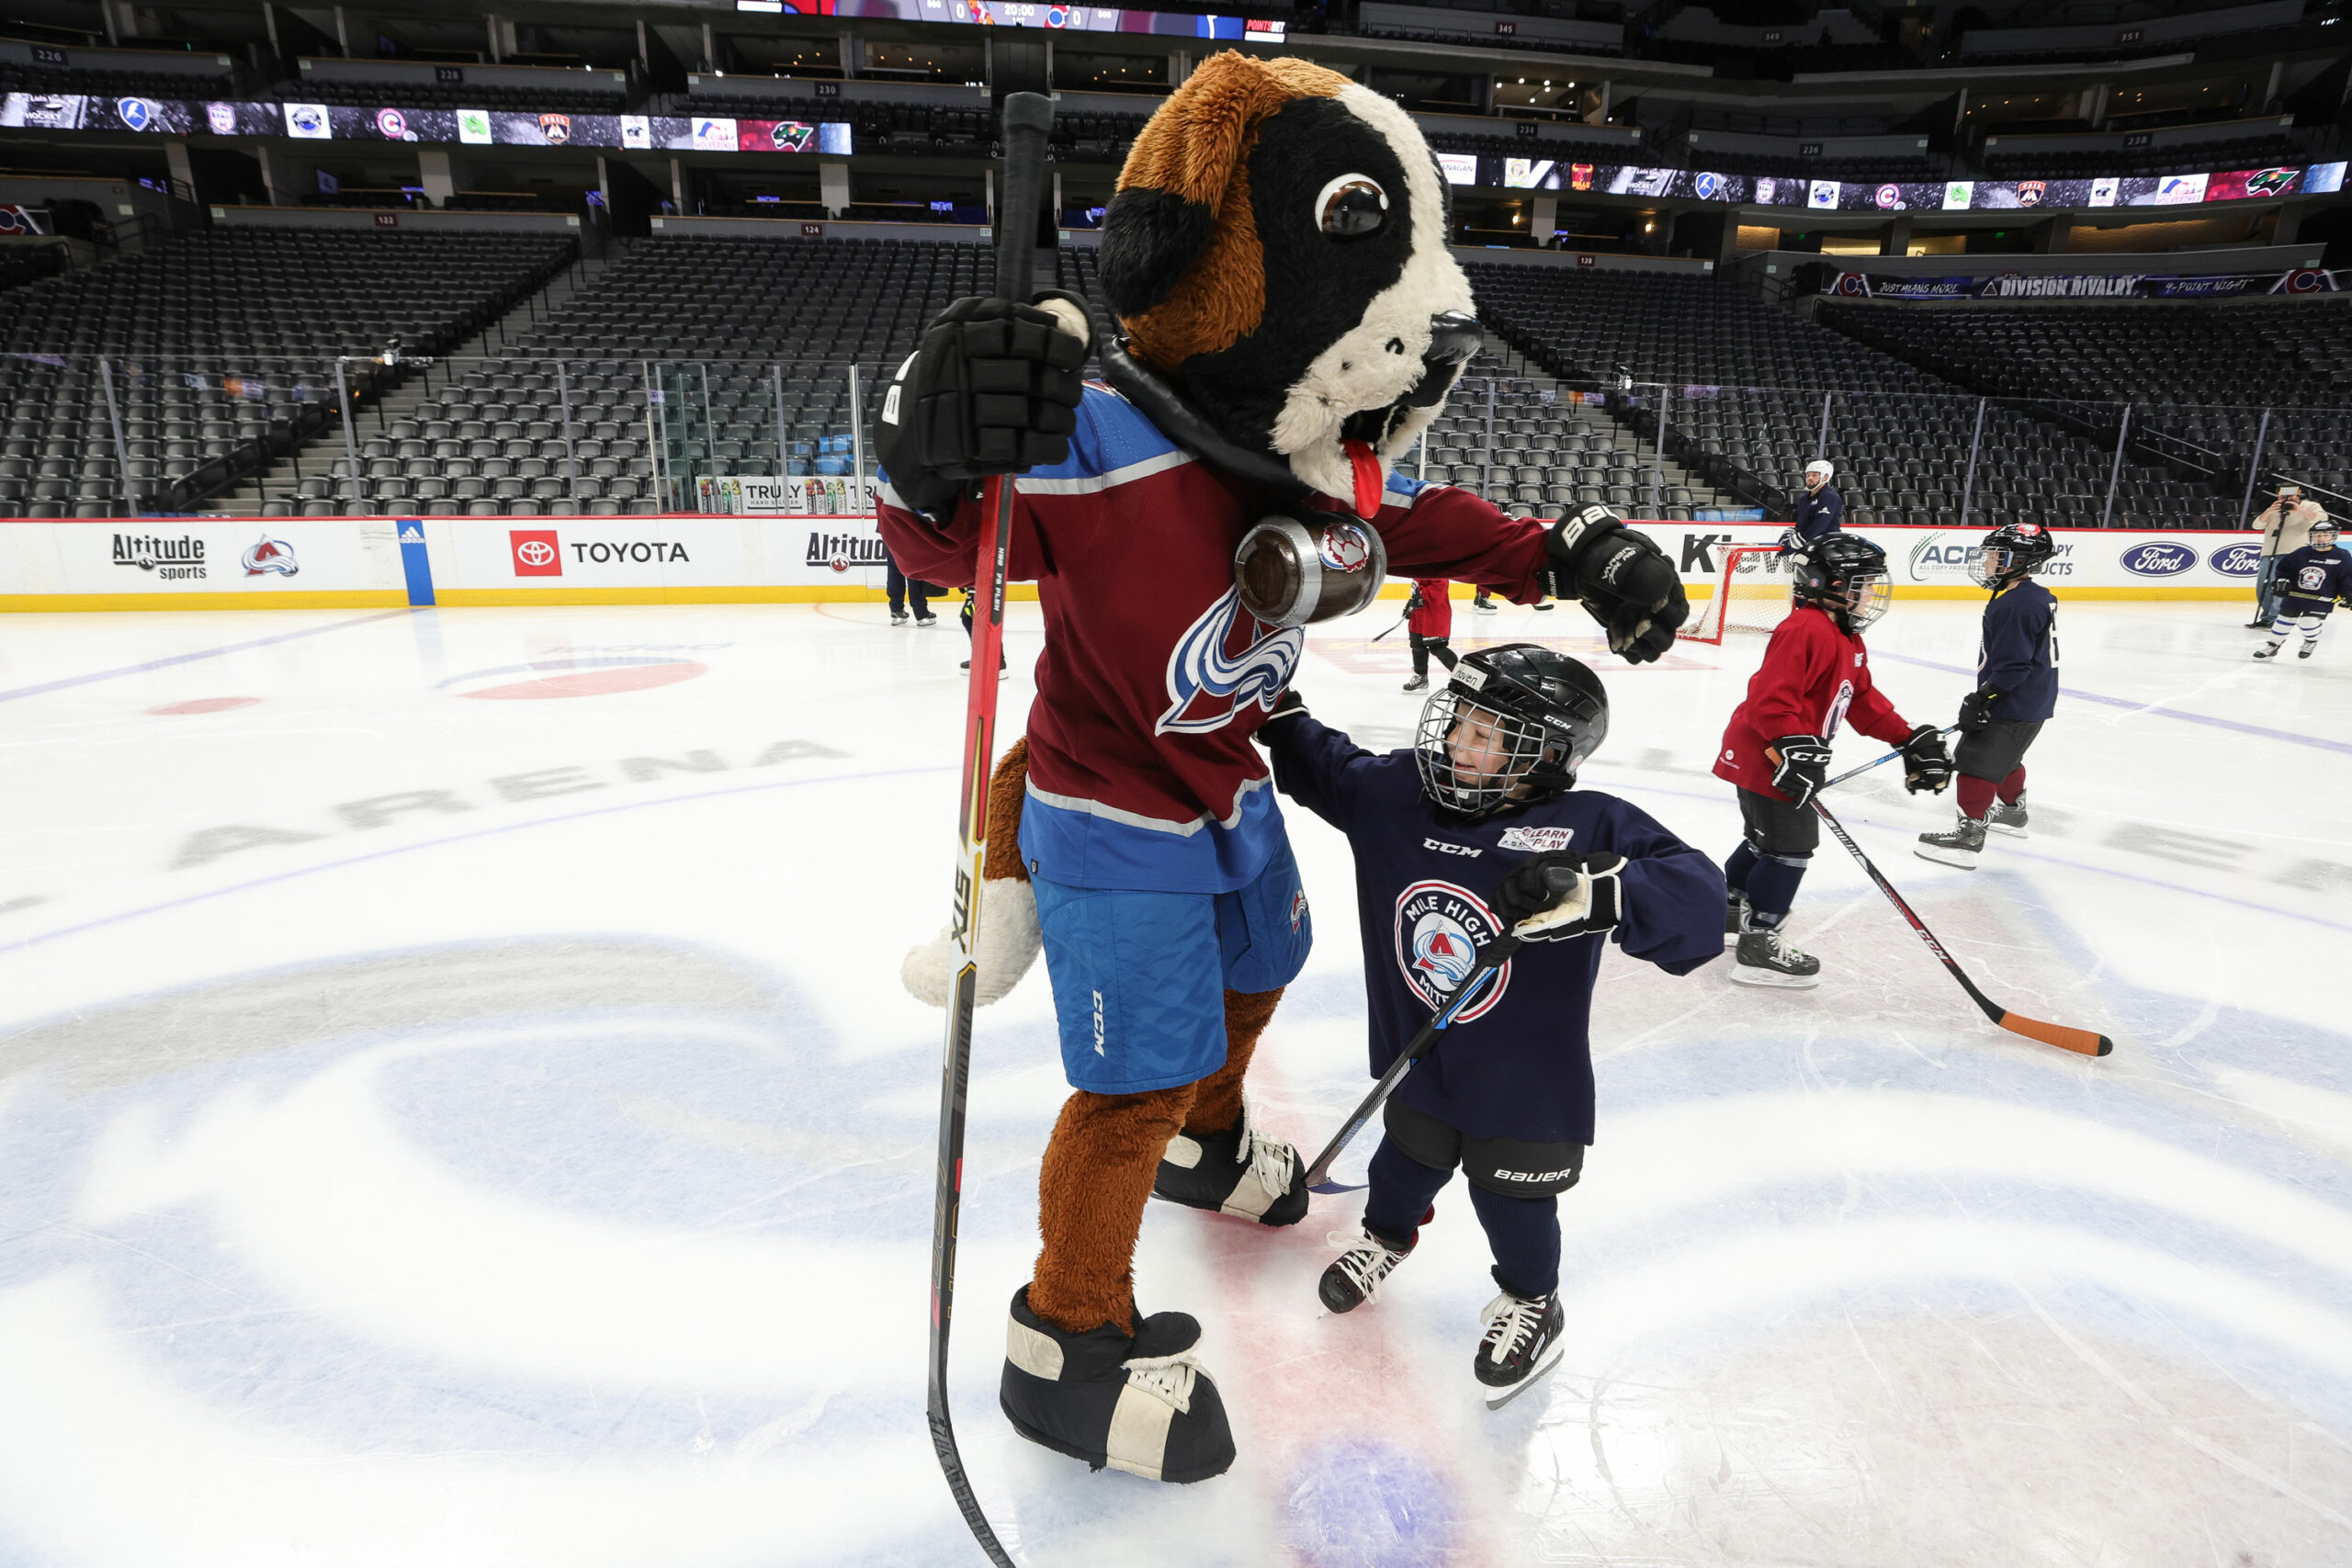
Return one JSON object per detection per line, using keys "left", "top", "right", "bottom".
{"left": 2207, "top": 542, "right": 2263, "bottom": 577}
{"left": 2120, "top": 542, "right": 2195, "bottom": 578}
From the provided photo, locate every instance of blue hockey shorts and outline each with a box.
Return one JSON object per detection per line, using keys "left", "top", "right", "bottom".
{"left": 1030, "top": 842, "right": 1312, "bottom": 1095}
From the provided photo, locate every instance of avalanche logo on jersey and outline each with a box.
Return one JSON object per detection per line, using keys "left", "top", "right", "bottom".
{"left": 1157, "top": 586, "right": 1305, "bottom": 735}
{"left": 1394, "top": 880, "right": 1511, "bottom": 1019}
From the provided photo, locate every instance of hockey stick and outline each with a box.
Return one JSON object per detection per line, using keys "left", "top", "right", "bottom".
{"left": 927, "top": 89, "right": 1052, "bottom": 1568}
{"left": 1303, "top": 866, "right": 1582, "bottom": 1194}
{"left": 1809, "top": 796, "right": 2113, "bottom": 1058}
{"left": 1821, "top": 724, "right": 1960, "bottom": 793}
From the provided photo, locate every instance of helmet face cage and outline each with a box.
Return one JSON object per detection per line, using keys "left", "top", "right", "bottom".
{"left": 1415, "top": 690, "right": 1555, "bottom": 819}
{"left": 1969, "top": 547, "right": 2013, "bottom": 589}
{"left": 1842, "top": 572, "right": 1893, "bottom": 630}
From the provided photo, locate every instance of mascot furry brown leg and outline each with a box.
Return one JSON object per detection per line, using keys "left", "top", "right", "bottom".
{"left": 883, "top": 49, "right": 1690, "bottom": 1483}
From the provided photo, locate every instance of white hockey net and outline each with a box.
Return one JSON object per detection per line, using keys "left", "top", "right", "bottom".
{"left": 1682, "top": 544, "right": 1796, "bottom": 645}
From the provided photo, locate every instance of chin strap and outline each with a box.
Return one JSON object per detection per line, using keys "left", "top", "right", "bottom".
{"left": 1101, "top": 337, "right": 1313, "bottom": 501}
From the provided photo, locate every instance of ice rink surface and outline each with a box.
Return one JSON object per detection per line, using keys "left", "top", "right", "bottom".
{"left": 2, "top": 592, "right": 2349, "bottom": 1568}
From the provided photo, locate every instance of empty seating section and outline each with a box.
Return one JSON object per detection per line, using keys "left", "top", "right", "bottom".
{"left": 0, "top": 231, "right": 571, "bottom": 517}
{"left": 335, "top": 363, "right": 663, "bottom": 517}
{"left": 1823, "top": 299, "right": 2352, "bottom": 515}
{"left": 1466, "top": 263, "right": 2189, "bottom": 527}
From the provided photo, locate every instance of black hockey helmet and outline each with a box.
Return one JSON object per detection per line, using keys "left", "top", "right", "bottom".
{"left": 1414, "top": 643, "right": 1610, "bottom": 819}
{"left": 1972, "top": 520, "right": 2058, "bottom": 588}
{"left": 1791, "top": 530, "right": 1893, "bottom": 632}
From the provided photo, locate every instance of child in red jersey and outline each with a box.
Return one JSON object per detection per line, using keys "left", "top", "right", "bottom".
{"left": 1402, "top": 577, "right": 1457, "bottom": 694}
{"left": 1714, "top": 533, "right": 1952, "bottom": 987}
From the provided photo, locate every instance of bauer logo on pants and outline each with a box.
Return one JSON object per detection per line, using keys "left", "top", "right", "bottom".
{"left": 1393, "top": 880, "right": 1510, "bottom": 1019}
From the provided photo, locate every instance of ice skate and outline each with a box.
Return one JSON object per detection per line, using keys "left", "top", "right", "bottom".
{"left": 1731, "top": 923, "right": 1821, "bottom": 987}
{"left": 913, "top": 611, "right": 938, "bottom": 626}
{"left": 1915, "top": 814, "right": 1986, "bottom": 869}
{"left": 890, "top": 607, "right": 910, "bottom": 626}
{"left": 1473, "top": 596, "right": 1498, "bottom": 615}
{"left": 1317, "top": 1224, "right": 1417, "bottom": 1314}
{"left": 1724, "top": 890, "right": 1747, "bottom": 949}
{"left": 1474, "top": 1288, "right": 1566, "bottom": 1409}
{"left": 2299, "top": 642, "right": 2316, "bottom": 659}
{"left": 1401, "top": 673, "right": 1429, "bottom": 694}
{"left": 2253, "top": 642, "right": 2280, "bottom": 660}
{"left": 1985, "top": 795, "right": 2029, "bottom": 837}
{"left": 1000, "top": 1287, "right": 1235, "bottom": 1483}
{"left": 1154, "top": 1101, "right": 1308, "bottom": 1225}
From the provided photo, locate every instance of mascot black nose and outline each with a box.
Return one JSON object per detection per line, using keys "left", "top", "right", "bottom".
{"left": 1426, "top": 311, "right": 1483, "bottom": 369}
{"left": 1400, "top": 312, "right": 1483, "bottom": 409}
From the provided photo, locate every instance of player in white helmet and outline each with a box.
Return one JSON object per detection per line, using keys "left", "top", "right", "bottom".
{"left": 1788, "top": 457, "right": 1843, "bottom": 551}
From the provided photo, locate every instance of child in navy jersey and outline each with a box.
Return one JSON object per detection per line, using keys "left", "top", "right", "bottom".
{"left": 1259, "top": 644, "right": 1723, "bottom": 1406}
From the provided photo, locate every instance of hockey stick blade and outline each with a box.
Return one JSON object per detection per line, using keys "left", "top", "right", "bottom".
{"left": 1812, "top": 798, "right": 2113, "bottom": 1060}
{"left": 924, "top": 88, "right": 1053, "bottom": 1568}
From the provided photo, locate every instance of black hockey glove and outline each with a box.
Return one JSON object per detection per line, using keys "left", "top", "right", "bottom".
{"left": 1489, "top": 852, "right": 1626, "bottom": 940}
{"left": 1770, "top": 735, "right": 1834, "bottom": 810}
{"left": 1900, "top": 724, "right": 1954, "bottom": 795}
{"left": 872, "top": 291, "right": 1092, "bottom": 519}
{"left": 1541, "top": 506, "right": 1690, "bottom": 666}
{"left": 1256, "top": 686, "right": 1309, "bottom": 744}
{"left": 1957, "top": 691, "right": 1996, "bottom": 734}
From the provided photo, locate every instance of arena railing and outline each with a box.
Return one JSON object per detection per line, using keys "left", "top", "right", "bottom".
{"left": 6, "top": 350, "right": 2341, "bottom": 530}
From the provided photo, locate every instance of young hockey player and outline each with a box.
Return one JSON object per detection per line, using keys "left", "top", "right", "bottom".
{"left": 1715, "top": 533, "right": 1953, "bottom": 986}
{"left": 2255, "top": 518, "right": 2352, "bottom": 661}
{"left": 1260, "top": 646, "right": 1723, "bottom": 1407}
{"left": 1402, "top": 577, "right": 1457, "bottom": 694}
{"left": 1917, "top": 522, "right": 2058, "bottom": 869}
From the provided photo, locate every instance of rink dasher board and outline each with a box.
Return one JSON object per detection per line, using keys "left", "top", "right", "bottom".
{"left": 0, "top": 515, "right": 2263, "bottom": 609}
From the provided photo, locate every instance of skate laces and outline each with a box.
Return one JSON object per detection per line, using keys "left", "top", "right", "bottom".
{"left": 1236, "top": 1104, "right": 1298, "bottom": 1199}
{"left": 1120, "top": 1347, "right": 1204, "bottom": 1414}
{"left": 1325, "top": 1229, "right": 1408, "bottom": 1303}
{"left": 1478, "top": 1292, "right": 1548, "bottom": 1365}
{"left": 1758, "top": 925, "right": 1810, "bottom": 964}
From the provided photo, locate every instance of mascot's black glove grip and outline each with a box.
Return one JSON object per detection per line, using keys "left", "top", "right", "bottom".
{"left": 873, "top": 290, "right": 1093, "bottom": 518}
{"left": 1540, "top": 506, "right": 1690, "bottom": 665}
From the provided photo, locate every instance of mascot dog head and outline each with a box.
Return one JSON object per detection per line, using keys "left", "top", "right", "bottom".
{"left": 1098, "top": 52, "right": 1481, "bottom": 514}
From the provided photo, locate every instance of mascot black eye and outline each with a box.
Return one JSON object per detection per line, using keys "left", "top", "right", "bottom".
{"left": 1315, "top": 174, "right": 1388, "bottom": 240}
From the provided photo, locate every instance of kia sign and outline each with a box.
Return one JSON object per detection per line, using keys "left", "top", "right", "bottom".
{"left": 2206, "top": 542, "right": 2263, "bottom": 577}
{"left": 2120, "top": 542, "right": 2196, "bottom": 578}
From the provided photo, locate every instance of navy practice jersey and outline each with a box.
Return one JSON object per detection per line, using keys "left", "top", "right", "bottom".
{"left": 1792, "top": 482, "right": 1845, "bottom": 543}
{"left": 1979, "top": 577, "right": 2059, "bottom": 723}
{"left": 2275, "top": 544, "right": 2352, "bottom": 610}
{"left": 1265, "top": 714, "right": 1724, "bottom": 1145}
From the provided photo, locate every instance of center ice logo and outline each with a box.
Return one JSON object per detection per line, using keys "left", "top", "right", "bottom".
{"left": 1393, "top": 880, "right": 1510, "bottom": 1019}
{"left": 1157, "top": 587, "right": 1304, "bottom": 736}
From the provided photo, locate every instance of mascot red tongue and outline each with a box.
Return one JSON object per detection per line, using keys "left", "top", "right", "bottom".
{"left": 1345, "top": 440, "right": 1383, "bottom": 519}
{"left": 876, "top": 50, "right": 1689, "bottom": 1489}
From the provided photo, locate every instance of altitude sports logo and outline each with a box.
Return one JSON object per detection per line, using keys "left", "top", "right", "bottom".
{"left": 1393, "top": 880, "right": 1511, "bottom": 1019}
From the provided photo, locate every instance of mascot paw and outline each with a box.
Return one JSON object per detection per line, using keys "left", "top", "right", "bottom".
{"left": 1001, "top": 1286, "right": 1236, "bottom": 1483}
{"left": 900, "top": 874, "right": 1042, "bottom": 1009}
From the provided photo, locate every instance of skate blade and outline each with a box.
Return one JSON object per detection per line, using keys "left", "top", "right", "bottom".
{"left": 1730, "top": 964, "right": 1819, "bottom": 989}
{"left": 1482, "top": 1339, "right": 1568, "bottom": 1410}
{"left": 1307, "top": 1179, "right": 1367, "bottom": 1196}
{"left": 1913, "top": 845, "right": 1980, "bottom": 870}
{"left": 1987, "top": 823, "right": 2028, "bottom": 838}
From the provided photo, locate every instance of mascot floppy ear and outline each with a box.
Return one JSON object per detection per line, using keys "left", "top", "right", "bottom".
{"left": 1098, "top": 53, "right": 1351, "bottom": 370}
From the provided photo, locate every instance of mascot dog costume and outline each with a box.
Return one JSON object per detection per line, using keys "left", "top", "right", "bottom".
{"left": 880, "top": 52, "right": 1687, "bottom": 1483}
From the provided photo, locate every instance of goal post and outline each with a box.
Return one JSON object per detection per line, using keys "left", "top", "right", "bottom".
{"left": 1681, "top": 544, "right": 1797, "bottom": 645}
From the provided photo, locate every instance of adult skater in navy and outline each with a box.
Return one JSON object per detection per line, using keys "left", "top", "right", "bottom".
{"left": 1917, "top": 521, "right": 2059, "bottom": 869}
{"left": 1784, "top": 457, "right": 1843, "bottom": 551}
{"left": 1258, "top": 645, "right": 1723, "bottom": 1407}
{"left": 2253, "top": 518, "right": 2352, "bottom": 663}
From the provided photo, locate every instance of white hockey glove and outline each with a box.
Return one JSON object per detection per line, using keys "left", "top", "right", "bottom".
{"left": 1489, "top": 852, "right": 1625, "bottom": 940}
{"left": 900, "top": 875, "right": 1043, "bottom": 1008}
